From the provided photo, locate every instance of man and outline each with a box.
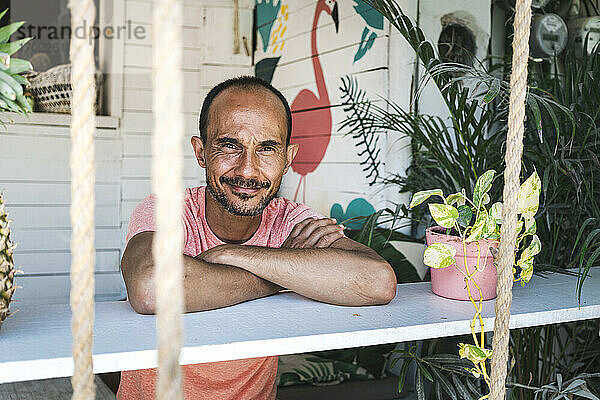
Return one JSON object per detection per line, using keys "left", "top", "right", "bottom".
{"left": 118, "top": 76, "right": 397, "bottom": 400}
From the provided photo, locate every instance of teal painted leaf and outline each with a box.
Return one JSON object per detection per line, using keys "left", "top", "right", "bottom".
{"left": 517, "top": 171, "right": 541, "bottom": 219}
{"left": 256, "top": 0, "right": 282, "bottom": 53}
{"left": 354, "top": 28, "right": 377, "bottom": 63}
{"left": 409, "top": 189, "right": 444, "bottom": 209}
{"left": 353, "top": 0, "right": 384, "bottom": 29}
{"left": 424, "top": 243, "right": 456, "bottom": 269}
{"left": 473, "top": 170, "right": 495, "bottom": 207}
{"left": 330, "top": 198, "right": 376, "bottom": 230}
{"left": 428, "top": 203, "right": 459, "bottom": 228}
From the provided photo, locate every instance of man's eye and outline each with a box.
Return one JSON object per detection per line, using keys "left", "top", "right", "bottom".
{"left": 260, "top": 146, "right": 275, "bottom": 152}
{"left": 222, "top": 143, "right": 236, "bottom": 150}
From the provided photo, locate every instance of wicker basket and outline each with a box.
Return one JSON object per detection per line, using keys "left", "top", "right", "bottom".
{"left": 26, "top": 64, "right": 103, "bottom": 114}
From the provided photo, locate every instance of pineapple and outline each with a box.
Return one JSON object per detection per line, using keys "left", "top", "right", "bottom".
{"left": 0, "top": 192, "right": 17, "bottom": 330}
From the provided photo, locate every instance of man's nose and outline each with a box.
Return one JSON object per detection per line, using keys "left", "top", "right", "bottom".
{"left": 234, "top": 150, "right": 259, "bottom": 179}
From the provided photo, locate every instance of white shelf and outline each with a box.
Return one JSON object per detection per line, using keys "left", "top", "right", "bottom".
{"left": 1, "top": 112, "right": 119, "bottom": 129}
{"left": 0, "top": 270, "right": 599, "bottom": 384}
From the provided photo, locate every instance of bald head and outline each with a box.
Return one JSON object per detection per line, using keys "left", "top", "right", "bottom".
{"left": 199, "top": 76, "right": 292, "bottom": 145}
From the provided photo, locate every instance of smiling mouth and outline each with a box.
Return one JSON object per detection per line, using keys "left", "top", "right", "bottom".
{"left": 227, "top": 183, "right": 261, "bottom": 195}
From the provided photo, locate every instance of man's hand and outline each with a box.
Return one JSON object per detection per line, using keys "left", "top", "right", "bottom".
{"left": 281, "top": 217, "right": 345, "bottom": 248}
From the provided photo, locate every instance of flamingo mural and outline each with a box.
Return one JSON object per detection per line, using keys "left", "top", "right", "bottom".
{"left": 290, "top": 0, "right": 339, "bottom": 202}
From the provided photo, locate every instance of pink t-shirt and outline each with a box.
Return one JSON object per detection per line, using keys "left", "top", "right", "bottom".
{"left": 118, "top": 186, "right": 320, "bottom": 400}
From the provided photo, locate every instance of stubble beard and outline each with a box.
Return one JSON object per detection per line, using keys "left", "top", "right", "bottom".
{"left": 206, "top": 174, "right": 278, "bottom": 216}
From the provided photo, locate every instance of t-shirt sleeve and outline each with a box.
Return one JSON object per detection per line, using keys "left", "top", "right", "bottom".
{"left": 125, "top": 194, "right": 188, "bottom": 246}
{"left": 126, "top": 195, "right": 157, "bottom": 244}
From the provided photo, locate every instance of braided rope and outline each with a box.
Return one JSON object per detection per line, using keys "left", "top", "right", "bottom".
{"left": 152, "top": 0, "right": 185, "bottom": 399}
{"left": 489, "top": 0, "right": 532, "bottom": 399}
{"left": 68, "top": 0, "right": 97, "bottom": 399}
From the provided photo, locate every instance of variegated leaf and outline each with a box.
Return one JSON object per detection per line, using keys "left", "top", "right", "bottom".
{"left": 518, "top": 234, "right": 542, "bottom": 263}
{"left": 424, "top": 243, "right": 456, "bottom": 269}
{"left": 456, "top": 205, "right": 472, "bottom": 228}
{"left": 517, "top": 171, "right": 541, "bottom": 218}
{"left": 485, "top": 214, "right": 497, "bottom": 238}
{"left": 523, "top": 217, "right": 537, "bottom": 236}
{"left": 446, "top": 192, "right": 466, "bottom": 206}
{"left": 473, "top": 170, "right": 495, "bottom": 207}
{"left": 428, "top": 203, "right": 459, "bottom": 228}
{"left": 464, "top": 211, "right": 488, "bottom": 242}
{"left": 491, "top": 202, "right": 503, "bottom": 224}
{"left": 517, "top": 258, "right": 534, "bottom": 285}
{"left": 458, "top": 343, "right": 493, "bottom": 364}
{"left": 409, "top": 189, "right": 445, "bottom": 209}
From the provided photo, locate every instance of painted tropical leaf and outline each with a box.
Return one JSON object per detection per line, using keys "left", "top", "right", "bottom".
{"left": 256, "top": 0, "right": 282, "bottom": 53}
{"left": 424, "top": 243, "right": 456, "bottom": 269}
{"left": 458, "top": 343, "right": 492, "bottom": 364}
{"left": 354, "top": 28, "right": 377, "bottom": 63}
{"left": 517, "top": 171, "right": 541, "bottom": 219}
{"left": 472, "top": 169, "right": 495, "bottom": 207}
{"left": 409, "top": 189, "right": 444, "bottom": 209}
{"left": 353, "top": 0, "right": 384, "bottom": 29}
{"left": 428, "top": 204, "right": 458, "bottom": 228}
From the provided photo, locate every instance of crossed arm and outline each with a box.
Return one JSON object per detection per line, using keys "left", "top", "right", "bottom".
{"left": 121, "top": 218, "right": 397, "bottom": 315}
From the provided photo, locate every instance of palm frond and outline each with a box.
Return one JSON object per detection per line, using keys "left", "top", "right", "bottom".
{"left": 338, "top": 75, "right": 382, "bottom": 185}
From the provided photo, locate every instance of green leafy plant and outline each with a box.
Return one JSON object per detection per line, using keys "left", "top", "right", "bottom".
{"left": 408, "top": 169, "right": 542, "bottom": 394}
{"left": 0, "top": 8, "right": 33, "bottom": 117}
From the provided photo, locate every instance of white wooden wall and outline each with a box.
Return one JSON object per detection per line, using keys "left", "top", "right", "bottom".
{"left": 0, "top": 0, "right": 490, "bottom": 305}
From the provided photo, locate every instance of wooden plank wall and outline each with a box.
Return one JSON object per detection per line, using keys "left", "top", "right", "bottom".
{"left": 0, "top": 0, "right": 490, "bottom": 304}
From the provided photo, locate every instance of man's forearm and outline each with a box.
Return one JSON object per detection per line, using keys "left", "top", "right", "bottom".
{"left": 206, "top": 245, "right": 396, "bottom": 306}
{"left": 180, "top": 254, "right": 282, "bottom": 312}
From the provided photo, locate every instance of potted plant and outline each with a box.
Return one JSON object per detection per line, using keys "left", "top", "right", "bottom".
{"left": 408, "top": 169, "right": 542, "bottom": 384}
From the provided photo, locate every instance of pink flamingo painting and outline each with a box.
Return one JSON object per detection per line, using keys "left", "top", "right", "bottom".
{"left": 290, "top": 0, "right": 339, "bottom": 202}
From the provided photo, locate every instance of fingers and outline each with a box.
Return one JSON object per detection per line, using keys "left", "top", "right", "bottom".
{"left": 314, "top": 229, "right": 345, "bottom": 248}
{"left": 287, "top": 217, "right": 317, "bottom": 239}
{"left": 303, "top": 222, "right": 344, "bottom": 248}
{"left": 295, "top": 217, "right": 338, "bottom": 240}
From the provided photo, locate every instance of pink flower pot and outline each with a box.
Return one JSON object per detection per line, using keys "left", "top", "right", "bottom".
{"left": 425, "top": 226, "right": 499, "bottom": 301}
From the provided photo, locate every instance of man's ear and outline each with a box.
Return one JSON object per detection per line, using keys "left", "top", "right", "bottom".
{"left": 283, "top": 143, "right": 299, "bottom": 174}
{"left": 190, "top": 136, "right": 206, "bottom": 168}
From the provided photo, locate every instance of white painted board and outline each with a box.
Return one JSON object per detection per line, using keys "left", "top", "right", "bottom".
{"left": 0, "top": 270, "right": 599, "bottom": 384}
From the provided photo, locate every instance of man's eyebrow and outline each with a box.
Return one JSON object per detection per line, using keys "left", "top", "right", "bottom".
{"left": 214, "top": 137, "right": 241, "bottom": 145}
{"left": 259, "top": 140, "right": 282, "bottom": 147}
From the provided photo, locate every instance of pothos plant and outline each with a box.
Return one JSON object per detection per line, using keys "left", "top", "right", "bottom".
{"left": 408, "top": 169, "right": 542, "bottom": 395}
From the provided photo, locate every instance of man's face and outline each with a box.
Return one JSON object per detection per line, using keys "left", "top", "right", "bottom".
{"left": 191, "top": 87, "right": 298, "bottom": 216}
